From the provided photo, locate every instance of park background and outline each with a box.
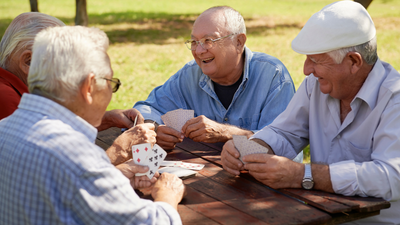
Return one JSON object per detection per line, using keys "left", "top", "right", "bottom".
{"left": 1, "top": 0, "right": 399, "bottom": 162}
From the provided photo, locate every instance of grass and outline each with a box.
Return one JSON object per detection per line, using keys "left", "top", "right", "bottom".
{"left": 1, "top": 0, "right": 400, "bottom": 162}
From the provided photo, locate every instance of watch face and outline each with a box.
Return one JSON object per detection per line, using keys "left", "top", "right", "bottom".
{"left": 302, "top": 179, "right": 314, "bottom": 190}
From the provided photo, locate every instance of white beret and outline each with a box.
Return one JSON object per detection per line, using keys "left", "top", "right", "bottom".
{"left": 291, "top": 1, "right": 376, "bottom": 55}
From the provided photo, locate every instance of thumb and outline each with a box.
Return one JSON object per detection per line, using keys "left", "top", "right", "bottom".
{"left": 135, "top": 165, "right": 150, "bottom": 173}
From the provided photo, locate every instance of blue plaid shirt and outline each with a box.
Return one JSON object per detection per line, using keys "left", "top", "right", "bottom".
{"left": 0, "top": 93, "right": 181, "bottom": 225}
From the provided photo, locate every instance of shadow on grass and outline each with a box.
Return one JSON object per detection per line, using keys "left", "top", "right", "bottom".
{"left": 0, "top": 11, "right": 303, "bottom": 45}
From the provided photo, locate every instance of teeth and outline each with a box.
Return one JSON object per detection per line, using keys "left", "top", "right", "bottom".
{"left": 202, "top": 58, "right": 214, "bottom": 62}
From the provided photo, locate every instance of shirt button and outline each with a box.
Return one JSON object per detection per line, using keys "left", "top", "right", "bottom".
{"left": 224, "top": 118, "right": 228, "bottom": 121}
{"left": 337, "top": 135, "right": 341, "bottom": 139}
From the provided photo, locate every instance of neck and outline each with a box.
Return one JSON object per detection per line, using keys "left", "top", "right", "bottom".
{"left": 213, "top": 52, "right": 245, "bottom": 86}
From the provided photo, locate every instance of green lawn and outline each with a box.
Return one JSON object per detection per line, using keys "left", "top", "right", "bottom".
{"left": 1, "top": 0, "right": 400, "bottom": 162}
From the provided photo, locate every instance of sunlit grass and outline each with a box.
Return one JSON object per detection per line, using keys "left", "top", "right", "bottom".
{"left": 1, "top": 0, "right": 400, "bottom": 163}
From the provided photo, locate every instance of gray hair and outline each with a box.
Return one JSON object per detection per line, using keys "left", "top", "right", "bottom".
{"left": 0, "top": 12, "right": 65, "bottom": 69}
{"left": 203, "top": 6, "right": 246, "bottom": 35}
{"left": 327, "top": 36, "right": 378, "bottom": 65}
{"left": 28, "top": 26, "right": 111, "bottom": 103}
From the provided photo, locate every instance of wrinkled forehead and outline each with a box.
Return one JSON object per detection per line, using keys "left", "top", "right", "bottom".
{"left": 191, "top": 11, "right": 227, "bottom": 38}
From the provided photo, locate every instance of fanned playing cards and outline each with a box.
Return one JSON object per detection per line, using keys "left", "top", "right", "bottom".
{"left": 161, "top": 108, "right": 194, "bottom": 132}
{"left": 232, "top": 135, "right": 269, "bottom": 164}
{"left": 132, "top": 143, "right": 167, "bottom": 179}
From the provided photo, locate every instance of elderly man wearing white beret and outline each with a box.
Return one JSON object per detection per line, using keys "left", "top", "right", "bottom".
{"left": 221, "top": 1, "right": 400, "bottom": 224}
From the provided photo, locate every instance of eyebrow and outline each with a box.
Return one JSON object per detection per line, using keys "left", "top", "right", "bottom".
{"left": 190, "top": 33, "right": 217, "bottom": 39}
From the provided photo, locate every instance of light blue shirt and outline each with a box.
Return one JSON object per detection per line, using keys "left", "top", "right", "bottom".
{"left": 0, "top": 94, "right": 181, "bottom": 225}
{"left": 134, "top": 47, "right": 296, "bottom": 133}
{"left": 253, "top": 59, "right": 400, "bottom": 224}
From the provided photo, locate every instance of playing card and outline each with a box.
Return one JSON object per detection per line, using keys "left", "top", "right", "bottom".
{"left": 161, "top": 160, "right": 183, "bottom": 167}
{"left": 140, "top": 144, "right": 167, "bottom": 179}
{"left": 232, "top": 135, "right": 269, "bottom": 164}
{"left": 158, "top": 166, "right": 197, "bottom": 180}
{"left": 131, "top": 143, "right": 152, "bottom": 166}
{"left": 162, "top": 108, "right": 194, "bottom": 132}
{"left": 173, "top": 162, "right": 205, "bottom": 171}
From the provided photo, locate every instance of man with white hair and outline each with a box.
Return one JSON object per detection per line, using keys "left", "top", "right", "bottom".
{"left": 0, "top": 26, "right": 185, "bottom": 224}
{"left": 0, "top": 12, "right": 64, "bottom": 120}
{"left": 221, "top": 1, "right": 399, "bottom": 224}
{"left": 0, "top": 12, "right": 145, "bottom": 131}
{"left": 134, "top": 6, "right": 302, "bottom": 161}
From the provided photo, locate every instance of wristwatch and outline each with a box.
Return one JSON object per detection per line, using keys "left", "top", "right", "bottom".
{"left": 302, "top": 163, "right": 314, "bottom": 190}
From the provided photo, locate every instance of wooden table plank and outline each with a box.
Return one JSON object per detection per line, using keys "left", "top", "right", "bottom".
{"left": 280, "top": 189, "right": 390, "bottom": 214}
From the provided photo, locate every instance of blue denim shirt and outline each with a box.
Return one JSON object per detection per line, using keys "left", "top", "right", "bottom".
{"left": 134, "top": 47, "right": 295, "bottom": 133}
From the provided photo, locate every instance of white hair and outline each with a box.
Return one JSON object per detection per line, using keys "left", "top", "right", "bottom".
{"left": 28, "top": 26, "right": 111, "bottom": 103}
{"left": 203, "top": 6, "right": 246, "bottom": 35}
{"left": 0, "top": 12, "right": 65, "bottom": 69}
{"left": 327, "top": 36, "right": 378, "bottom": 65}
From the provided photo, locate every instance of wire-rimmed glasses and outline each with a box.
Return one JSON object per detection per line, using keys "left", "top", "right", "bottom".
{"left": 185, "top": 33, "right": 235, "bottom": 50}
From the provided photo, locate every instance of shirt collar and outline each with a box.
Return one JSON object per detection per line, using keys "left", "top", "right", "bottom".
{"left": 18, "top": 93, "right": 98, "bottom": 142}
{"left": 353, "top": 59, "right": 385, "bottom": 109}
{"left": 0, "top": 67, "right": 29, "bottom": 96}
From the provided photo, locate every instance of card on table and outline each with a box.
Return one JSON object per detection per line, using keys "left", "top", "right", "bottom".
{"left": 232, "top": 135, "right": 269, "bottom": 164}
{"left": 158, "top": 166, "right": 197, "bottom": 180}
{"left": 161, "top": 108, "right": 194, "bottom": 132}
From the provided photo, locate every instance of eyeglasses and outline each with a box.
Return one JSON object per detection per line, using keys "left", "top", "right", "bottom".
{"left": 102, "top": 77, "right": 121, "bottom": 93}
{"left": 185, "top": 33, "right": 235, "bottom": 51}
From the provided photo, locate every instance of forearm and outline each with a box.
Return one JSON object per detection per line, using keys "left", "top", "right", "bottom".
{"left": 312, "top": 164, "right": 334, "bottom": 193}
{"left": 97, "top": 111, "right": 114, "bottom": 131}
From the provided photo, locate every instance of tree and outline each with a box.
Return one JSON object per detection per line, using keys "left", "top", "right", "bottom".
{"left": 354, "top": 0, "right": 373, "bottom": 9}
{"left": 75, "top": 0, "right": 88, "bottom": 26}
{"left": 28, "top": 0, "right": 89, "bottom": 26}
{"left": 29, "top": 0, "right": 39, "bottom": 12}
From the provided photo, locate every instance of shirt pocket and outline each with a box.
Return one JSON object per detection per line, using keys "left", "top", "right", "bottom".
{"left": 240, "top": 113, "right": 261, "bottom": 130}
{"left": 346, "top": 141, "right": 372, "bottom": 162}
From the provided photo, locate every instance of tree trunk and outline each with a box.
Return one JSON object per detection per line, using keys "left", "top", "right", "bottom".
{"left": 75, "top": 0, "right": 88, "bottom": 26}
{"left": 29, "top": 0, "right": 39, "bottom": 12}
{"left": 354, "top": 0, "right": 373, "bottom": 9}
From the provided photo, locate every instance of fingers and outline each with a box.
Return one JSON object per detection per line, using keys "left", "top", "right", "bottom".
{"left": 221, "top": 140, "right": 243, "bottom": 176}
{"left": 242, "top": 153, "right": 271, "bottom": 164}
{"left": 156, "top": 125, "right": 183, "bottom": 150}
{"left": 151, "top": 173, "right": 186, "bottom": 208}
{"left": 125, "top": 108, "right": 145, "bottom": 125}
{"left": 128, "top": 123, "right": 157, "bottom": 146}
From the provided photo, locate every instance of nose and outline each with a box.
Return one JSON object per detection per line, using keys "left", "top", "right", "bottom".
{"left": 194, "top": 42, "right": 207, "bottom": 54}
{"left": 303, "top": 57, "right": 314, "bottom": 76}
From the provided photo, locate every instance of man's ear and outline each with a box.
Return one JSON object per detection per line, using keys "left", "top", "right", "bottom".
{"left": 236, "top": 33, "right": 247, "bottom": 54}
{"left": 80, "top": 73, "right": 96, "bottom": 104}
{"left": 347, "top": 52, "right": 363, "bottom": 74}
{"left": 19, "top": 50, "right": 32, "bottom": 77}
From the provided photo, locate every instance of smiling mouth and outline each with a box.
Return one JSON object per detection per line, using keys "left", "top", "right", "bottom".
{"left": 202, "top": 57, "right": 214, "bottom": 63}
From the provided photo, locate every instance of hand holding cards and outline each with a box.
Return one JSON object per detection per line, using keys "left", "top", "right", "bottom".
{"left": 232, "top": 135, "right": 269, "bottom": 164}
{"left": 161, "top": 108, "right": 194, "bottom": 132}
{"left": 132, "top": 143, "right": 167, "bottom": 179}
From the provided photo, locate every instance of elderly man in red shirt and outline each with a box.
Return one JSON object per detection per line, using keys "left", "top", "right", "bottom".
{"left": 0, "top": 12, "right": 65, "bottom": 120}
{"left": 0, "top": 12, "right": 144, "bottom": 131}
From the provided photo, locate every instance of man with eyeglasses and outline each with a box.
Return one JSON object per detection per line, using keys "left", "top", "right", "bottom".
{"left": 134, "top": 6, "right": 300, "bottom": 162}
{"left": 222, "top": 2, "right": 400, "bottom": 224}
{"left": 0, "top": 26, "right": 185, "bottom": 224}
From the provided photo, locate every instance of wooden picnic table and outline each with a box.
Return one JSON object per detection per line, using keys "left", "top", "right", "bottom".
{"left": 96, "top": 127, "right": 390, "bottom": 225}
